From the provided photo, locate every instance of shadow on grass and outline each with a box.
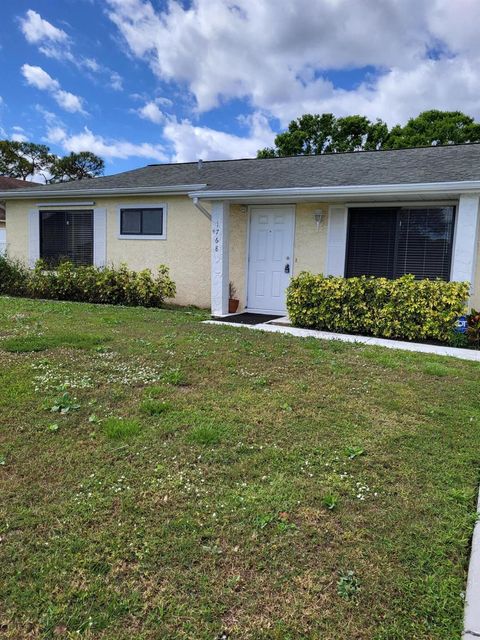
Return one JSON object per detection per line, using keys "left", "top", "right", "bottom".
{"left": 1, "top": 333, "right": 110, "bottom": 353}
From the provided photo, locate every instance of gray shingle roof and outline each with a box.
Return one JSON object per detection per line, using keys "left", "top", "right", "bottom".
{"left": 0, "top": 177, "right": 42, "bottom": 189}
{"left": 3, "top": 144, "right": 480, "bottom": 196}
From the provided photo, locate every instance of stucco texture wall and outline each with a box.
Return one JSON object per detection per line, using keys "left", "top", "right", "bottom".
{"left": 293, "top": 203, "right": 329, "bottom": 276}
{"left": 6, "top": 195, "right": 211, "bottom": 308}
{"left": 228, "top": 204, "right": 248, "bottom": 310}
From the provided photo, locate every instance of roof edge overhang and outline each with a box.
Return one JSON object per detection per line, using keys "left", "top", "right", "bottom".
{"left": 189, "top": 180, "right": 480, "bottom": 201}
{"left": 0, "top": 183, "right": 208, "bottom": 200}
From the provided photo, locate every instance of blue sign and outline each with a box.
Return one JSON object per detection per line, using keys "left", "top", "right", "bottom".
{"left": 455, "top": 315, "right": 468, "bottom": 334}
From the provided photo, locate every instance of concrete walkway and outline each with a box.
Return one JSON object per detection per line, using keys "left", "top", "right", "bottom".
{"left": 204, "top": 320, "right": 480, "bottom": 362}
{"left": 463, "top": 487, "right": 480, "bottom": 639}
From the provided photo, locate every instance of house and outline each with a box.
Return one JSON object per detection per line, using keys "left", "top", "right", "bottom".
{"left": 1, "top": 144, "right": 480, "bottom": 315}
{"left": 0, "top": 177, "right": 40, "bottom": 255}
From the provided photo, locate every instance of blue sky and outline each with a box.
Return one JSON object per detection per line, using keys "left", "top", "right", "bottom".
{"left": 1, "top": 1, "right": 479, "bottom": 178}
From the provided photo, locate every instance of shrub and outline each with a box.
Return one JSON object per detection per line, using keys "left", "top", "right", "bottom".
{"left": 287, "top": 272, "right": 469, "bottom": 343}
{"left": 0, "top": 256, "right": 176, "bottom": 308}
{"left": 0, "top": 254, "right": 29, "bottom": 295}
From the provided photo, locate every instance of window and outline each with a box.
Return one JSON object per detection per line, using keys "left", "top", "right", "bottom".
{"left": 40, "top": 210, "right": 93, "bottom": 267}
{"left": 120, "top": 207, "right": 164, "bottom": 237}
{"left": 345, "top": 206, "right": 455, "bottom": 281}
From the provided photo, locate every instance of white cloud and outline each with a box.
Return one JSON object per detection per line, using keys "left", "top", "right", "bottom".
{"left": 21, "top": 64, "right": 86, "bottom": 114}
{"left": 137, "top": 100, "right": 165, "bottom": 124}
{"left": 105, "top": 0, "right": 480, "bottom": 126}
{"left": 110, "top": 71, "right": 123, "bottom": 91}
{"left": 46, "top": 124, "right": 168, "bottom": 162}
{"left": 19, "top": 9, "right": 124, "bottom": 91}
{"left": 163, "top": 112, "right": 276, "bottom": 162}
{"left": 20, "top": 9, "right": 69, "bottom": 46}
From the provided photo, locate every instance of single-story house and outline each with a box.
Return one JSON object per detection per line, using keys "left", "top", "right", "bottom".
{"left": 1, "top": 144, "right": 480, "bottom": 315}
{"left": 0, "top": 177, "right": 40, "bottom": 255}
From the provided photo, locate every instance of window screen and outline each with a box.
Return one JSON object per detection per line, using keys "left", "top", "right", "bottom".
{"left": 40, "top": 210, "right": 94, "bottom": 267}
{"left": 345, "top": 206, "right": 455, "bottom": 281}
{"left": 120, "top": 208, "right": 163, "bottom": 236}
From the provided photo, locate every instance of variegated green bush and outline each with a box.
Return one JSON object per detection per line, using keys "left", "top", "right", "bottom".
{"left": 0, "top": 255, "right": 176, "bottom": 308}
{"left": 287, "top": 272, "right": 469, "bottom": 342}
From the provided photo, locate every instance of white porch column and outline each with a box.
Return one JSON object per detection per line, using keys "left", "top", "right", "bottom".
{"left": 451, "top": 194, "right": 480, "bottom": 286}
{"left": 211, "top": 200, "right": 229, "bottom": 316}
{"left": 325, "top": 205, "right": 348, "bottom": 276}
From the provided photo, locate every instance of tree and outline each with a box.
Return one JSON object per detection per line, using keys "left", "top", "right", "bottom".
{"left": 49, "top": 151, "right": 105, "bottom": 183}
{"left": 383, "top": 110, "right": 480, "bottom": 149}
{"left": 0, "top": 140, "right": 104, "bottom": 183}
{"left": 258, "top": 113, "right": 389, "bottom": 157}
{"left": 0, "top": 141, "right": 34, "bottom": 179}
{"left": 257, "top": 110, "right": 480, "bottom": 157}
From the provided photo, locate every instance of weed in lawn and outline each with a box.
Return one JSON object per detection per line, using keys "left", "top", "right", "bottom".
{"left": 322, "top": 494, "right": 339, "bottom": 510}
{"left": 345, "top": 445, "right": 365, "bottom": 460}
{"left": 422, "top": 362, "right": 451, "bottom": 377}
{"left": 144, "top": 385, "right": 163, "bottom": 398}
{"left": 187, "top": 423, "right": 225, "bottom": 445}
{"left": 163, "top": 368, "right": 186, "bottom": 385}
{"left": 102, "top": 417, "right": 141, "bottom": 440}
{"left": 140, "top": 398, "right": 171, "bottom": 416}
{"left": 337, "top": 570, "right": 360, "bottom": 600}
{"left": 47, "top": 391, "right": 81, "bottom": 414}
{"left": 47, "top": 423, "right": 59, "bottom": 432}
{"left": 254, "top": 513, "right": 276, "bottom": 529}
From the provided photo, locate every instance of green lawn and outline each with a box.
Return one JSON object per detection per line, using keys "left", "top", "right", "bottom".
{"left": 0, "top": 296, "right": 479, "bottom": 639}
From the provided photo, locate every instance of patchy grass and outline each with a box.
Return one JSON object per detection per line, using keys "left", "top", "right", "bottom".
{"left": 102, "top": 417, "right": 142, "bottom": 440}
{"left": 0, "top": 296, "right": 479, "bottom": 639}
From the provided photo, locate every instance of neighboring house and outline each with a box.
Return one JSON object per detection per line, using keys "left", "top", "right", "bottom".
{"left": 1, "top": 144, "right": 480, "bottom": 314}
{"left": 0, "top": 177, "right": 40, "bottom": 255}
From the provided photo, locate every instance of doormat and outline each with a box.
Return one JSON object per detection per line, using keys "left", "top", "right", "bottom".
{"left": 211, "top": 313, "right": 282, "bottom": 325}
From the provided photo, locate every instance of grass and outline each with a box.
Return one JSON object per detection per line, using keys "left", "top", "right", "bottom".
{"left": 0, "top": 296, "right": 479, "bottom": 639}
{"left": 102, "top": 417, "right": 142, "bottom": 440}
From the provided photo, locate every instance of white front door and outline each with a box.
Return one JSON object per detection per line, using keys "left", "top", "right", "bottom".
{"left": 247, "top": 205, "right": 295, "bottom": 312}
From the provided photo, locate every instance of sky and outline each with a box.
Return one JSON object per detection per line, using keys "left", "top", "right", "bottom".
{"left": 1, "top": 0, "right": 480, "bottom": 177}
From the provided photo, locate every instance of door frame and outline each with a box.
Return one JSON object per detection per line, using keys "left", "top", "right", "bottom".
{"left": 245, "top": 204, "right": 296, "bottom": 314}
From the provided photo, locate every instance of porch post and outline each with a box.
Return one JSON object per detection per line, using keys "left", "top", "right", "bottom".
{"left": 451, "top": 194, "right": 480, "bottom": 287}
{"left": 211, "top": 200, "right": 229, "bottom": 316}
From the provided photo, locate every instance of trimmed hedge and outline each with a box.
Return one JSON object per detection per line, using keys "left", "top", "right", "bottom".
{"left": 0, "top": 256, "right": 176, "bottom": 307}
{"left": 287, "top": 272, "right": 470, "bottom": 342}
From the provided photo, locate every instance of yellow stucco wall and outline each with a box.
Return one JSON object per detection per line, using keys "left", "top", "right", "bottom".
{"left": 293, "top": 203, "right": 329, "bottom": 276}
{"left": 6, "top": 195, "right": 211, "bottom": 308}
{"left": 228, "top": 204, "right": 248, "bottom": 310}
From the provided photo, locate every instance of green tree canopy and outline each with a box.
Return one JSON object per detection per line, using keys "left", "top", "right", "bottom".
{"left": 257, "top": 110, "right": 480, "bottom": 157}
{"left": 50, "top": 151, "right": 105, "bottom": 183}
{"left": 0, "top": 140, "right": 104, "bottom": 183}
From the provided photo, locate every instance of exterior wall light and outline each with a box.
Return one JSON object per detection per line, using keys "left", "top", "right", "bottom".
{"left": 313, "top": 210, "right": 323, "bottom": 231}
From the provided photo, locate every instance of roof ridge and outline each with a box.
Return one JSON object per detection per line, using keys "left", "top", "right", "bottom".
{"left": 145, "top": 141, "right": 480, "bottom": 168}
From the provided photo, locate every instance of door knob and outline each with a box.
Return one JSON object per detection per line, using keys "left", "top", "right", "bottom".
{"left": 284, "top": 263, "right": 290, "bottom": 274}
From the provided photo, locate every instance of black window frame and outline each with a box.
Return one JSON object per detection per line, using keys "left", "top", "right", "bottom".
{"left": 39, "top": 209, "right": 94, "bottom": 268}
{"left": 119, "top": 207, "right": 164, "bottom": 237}
{"left": 345, "top": 205, "right": 456, "bottom": 281}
